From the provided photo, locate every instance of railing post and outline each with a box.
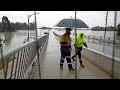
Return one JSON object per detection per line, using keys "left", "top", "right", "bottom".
{"left": 93, "top": 36, "right": 95, "bottom": 43}
{"left": 74, "top": 11, "right": 77, "bottom": 79}
{"left": 34, "top": 11, "right": 41, "bottom": 79}
{"left": 111, "top": 11, "right": 117, "bottom": 79}
{"left": 100, "top": 36, "right": 102, "bottom": 44}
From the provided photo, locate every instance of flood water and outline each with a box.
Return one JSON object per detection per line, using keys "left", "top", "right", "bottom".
{"left": 0, "top": 29, "right": 120, "bottom": 58}
{"left": 0, "top": 29, "right": 48, "bottom": 52}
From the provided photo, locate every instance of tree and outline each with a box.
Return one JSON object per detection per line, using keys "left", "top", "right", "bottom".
{"left": 1, "top": 16, "right": 14, "bottom": 31}
{"left": 0, "top": 20, "right": 35, "bottom": 31}
{"left": 29, "top": 23, "right": 35, "bottom": 30}
{"left": 117, "top": 23, "right": 120, "bottom": 36}
{"left": 0, "top": 22, "right": 2, "bottom": 30}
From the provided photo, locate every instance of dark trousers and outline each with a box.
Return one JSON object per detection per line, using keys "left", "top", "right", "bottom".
{"left": 72, "top": 47, "right": 83, "bottom": 63}
{"left": 60, "top": 50, "right": 72, "bottom": 68}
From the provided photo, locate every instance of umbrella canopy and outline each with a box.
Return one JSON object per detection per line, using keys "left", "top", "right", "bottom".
{"left": 56, "top": 18, "right": 88, "bottom": 28}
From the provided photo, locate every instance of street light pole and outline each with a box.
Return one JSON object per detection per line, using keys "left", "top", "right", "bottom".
{"left": 28, "top": 14, "right": 30, "bottom": 41}
{"left": 34, "top": 11, "right": 38, "bottom": 41}
{"left": 27, "top": 13, "right": 40, "bottom": 42}
{"left": 103, "top": 11, "right": 108, "bottom": 53}
{"left": 34, "top": 11, "right": 41, "bottom": 79}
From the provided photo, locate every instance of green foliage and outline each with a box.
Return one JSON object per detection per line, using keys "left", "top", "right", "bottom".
{"left": 0, "top": 56, "right": 16, "bottom": 70}
{"left": 1, "top": 16, "right": 15, "bottom": 32}
{"left": 117, "top": 23, "right": 120, "bottom": 35}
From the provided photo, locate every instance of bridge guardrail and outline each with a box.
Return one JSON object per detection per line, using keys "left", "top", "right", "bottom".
{"left": 0, "top": 35, "right": 49, "bottom": 79}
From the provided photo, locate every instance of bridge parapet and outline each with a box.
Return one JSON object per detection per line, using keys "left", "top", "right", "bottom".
{"left": 0, "top": 35, "right": 49, "bottom": 79}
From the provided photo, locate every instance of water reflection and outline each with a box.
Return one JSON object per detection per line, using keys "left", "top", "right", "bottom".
{"left": 1, "top": 30, "right": 30, "bottom": 52}
{"left": 3, "top": 32, "right": 14, "bottom": 45}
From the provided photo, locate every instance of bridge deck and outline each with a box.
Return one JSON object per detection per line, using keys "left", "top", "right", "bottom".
{"left": 30, "top": 30, "right": 111, "bottom": 79}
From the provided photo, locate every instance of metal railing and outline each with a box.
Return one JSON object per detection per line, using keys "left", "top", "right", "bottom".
{"left": 0, "top": 35, "right": 49, "bottom": 79}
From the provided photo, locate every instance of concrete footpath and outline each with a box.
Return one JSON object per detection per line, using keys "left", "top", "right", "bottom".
{"left": 30, "top": 30, "right": 111, "bottom": 79}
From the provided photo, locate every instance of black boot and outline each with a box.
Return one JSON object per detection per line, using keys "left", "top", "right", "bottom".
{"left": 80, "top": 63, "right": 85, "bottom": 68}
{"left": 60, "top": 66, "right": 63, "bottom": 70}
{"left": 79, "top": 59, "right": 85, "bottom": 68}
{"left": 60, "top": 63, "right": 63, "bottom": 70}
{"left": 69, "top": 67, "right": 75, "bottom": 71}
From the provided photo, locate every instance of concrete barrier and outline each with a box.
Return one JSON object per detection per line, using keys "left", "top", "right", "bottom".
{"left": 82, "top": 47, "right": 120, "bottom": 79}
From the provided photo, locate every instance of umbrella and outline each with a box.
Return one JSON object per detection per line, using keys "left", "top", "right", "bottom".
{"left": 56, "top": 18, "right": 88, "bottom": 28}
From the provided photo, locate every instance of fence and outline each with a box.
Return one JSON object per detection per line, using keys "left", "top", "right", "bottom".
{"left": 0, "top": 35, "right": 49, "bottom": 79}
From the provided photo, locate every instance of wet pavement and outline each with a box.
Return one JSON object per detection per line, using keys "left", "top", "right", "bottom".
{"left": 31, "top": 30, "right": 111, "bottom": 79}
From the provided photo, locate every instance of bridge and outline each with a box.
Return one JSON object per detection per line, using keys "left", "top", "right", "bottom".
{"left": 0, "top": 29, "right": 120, "bottom": 79}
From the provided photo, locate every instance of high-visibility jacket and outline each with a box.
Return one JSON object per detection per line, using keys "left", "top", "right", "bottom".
{"left": 60, "top": 33, "right": 71, "bottom": 52}
{"left": 74, "top": 32, "right": 87, "bottom": 47}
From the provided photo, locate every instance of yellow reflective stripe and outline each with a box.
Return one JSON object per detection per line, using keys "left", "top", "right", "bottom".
{"left": 61, "top": 45, "right": 71, "bottom": 46}
{"left": 66, "top": 56, "right": 71, "bottom": 59}
{"left": 67, "top": 63, "right": 72, "bottom": 64}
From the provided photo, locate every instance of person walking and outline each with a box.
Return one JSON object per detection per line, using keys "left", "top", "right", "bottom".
{"left": 60, "top": 28, "right": 74, "bottom": 71}
{"left": 72, "top": 32, "right": 88, "bottom": 68}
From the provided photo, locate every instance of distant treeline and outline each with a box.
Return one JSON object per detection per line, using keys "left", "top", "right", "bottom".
{"left": 91, "top": 26, "right": 117, "bottom": 31}
{"left": 0, "top": 16, "right": 35, "bottom": 32}
{"left": 0, "top": 22, "right": 35, "bottom": 31}
{"left": 39, "top": 26, "right": 52, "bottom": 29}
{"left": 92, "top": 24, "right": 120, "bottom": 36}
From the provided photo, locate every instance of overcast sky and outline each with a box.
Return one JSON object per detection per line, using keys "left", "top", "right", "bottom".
{"left": 0, "top": 11, "right": 119, "bottom": 28}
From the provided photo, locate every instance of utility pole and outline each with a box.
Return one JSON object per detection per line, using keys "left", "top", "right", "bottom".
{"left": 75, "top": 11, "right": 77, "bottom": 79}
{"left": 28, "top": 14, "right": 30, "bottom": 41}
{"left": 103, "top": 11, "right": 108, "bottom": 53}
{"left": 104, "top": 11, "right": 108, "bottom": 40}
{"left": 27, "top": 12, "right": 39, "bottom": 42}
